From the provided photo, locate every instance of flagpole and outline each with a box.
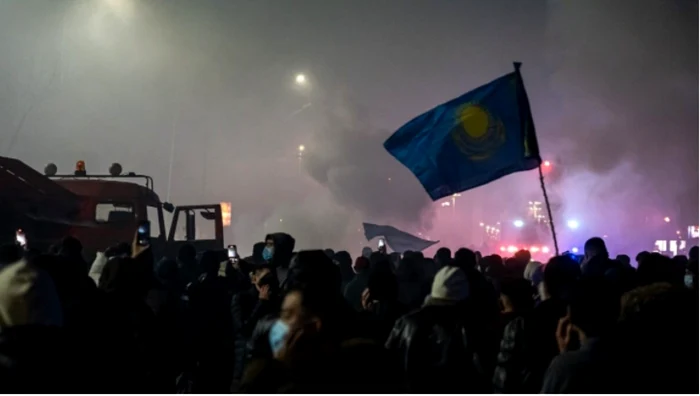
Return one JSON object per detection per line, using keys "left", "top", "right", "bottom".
{"left": 512, "top": 61, "right": 559, "bottom": 256}
{"left": 538, "top": 165, "right": 559, "bottom": 256}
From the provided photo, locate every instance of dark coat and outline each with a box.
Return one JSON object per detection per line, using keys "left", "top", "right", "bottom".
{"left": 493, "top": 315, "right": 531, "bottom": 393}
{"left": 343, "top": 270, "right": 370, "bottom": 312}
{"left": 385, "top": 299, "right": 491, "bottom": 393}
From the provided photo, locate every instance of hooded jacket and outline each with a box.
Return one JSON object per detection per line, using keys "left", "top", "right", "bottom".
{"left": 264, "top": 233, "right": 295, "bottom": 286}
{"left": 0, "top": 260, "right": 63, "bottom": 328}
{"left": 0, "top": 261, "right": 78, "bottom": 392}
{"left": 385, "top": 267, "right": 489, "bottom": 394}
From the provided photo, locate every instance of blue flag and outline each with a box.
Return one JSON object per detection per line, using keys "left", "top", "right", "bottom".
{"left": 363, "top": 222, "right": 438, "bottom": 253}
{"left": 384, "top": 63, "right": 541, "bottom": 201}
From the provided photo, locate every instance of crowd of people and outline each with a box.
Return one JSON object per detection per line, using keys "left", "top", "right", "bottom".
{"left": 0, "top": 231, "right": 697, "bottom": 393}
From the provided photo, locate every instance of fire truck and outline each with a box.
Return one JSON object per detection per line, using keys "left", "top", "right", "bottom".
{"left": 0, "top": 156, "right": 224, "bottom": 261}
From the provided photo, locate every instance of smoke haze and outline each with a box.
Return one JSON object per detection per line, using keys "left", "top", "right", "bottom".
{"left": 0, "top": 0, "right": 696, "bottom": 256}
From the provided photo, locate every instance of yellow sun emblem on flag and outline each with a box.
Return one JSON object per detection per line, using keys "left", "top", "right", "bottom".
{"left": 451, "top": 103, "right": 505, "bottom": 161}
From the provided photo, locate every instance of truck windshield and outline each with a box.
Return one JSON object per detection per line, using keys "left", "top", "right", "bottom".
{"left": 96, "top": 203, "right": 134, "bottom": 223}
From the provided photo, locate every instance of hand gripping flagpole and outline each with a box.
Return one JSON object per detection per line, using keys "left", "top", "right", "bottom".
{"left": 513, "top": 62, "right": 559, "bottom": 256}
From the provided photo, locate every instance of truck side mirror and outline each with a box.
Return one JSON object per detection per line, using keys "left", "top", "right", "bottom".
{"left": 200, "top": 211, "right": 217, "bottom": 221}
{"left": 163, "top": 202, "right": 174, "bottom": 213}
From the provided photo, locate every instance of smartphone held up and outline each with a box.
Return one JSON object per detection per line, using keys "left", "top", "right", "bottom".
{"left": 228, "top": 245, "right": 239, "bottom": 261}
{"left": 15, "top": 229, "right": 27, "bottom": 248}
{"left": 137, "top": 221, "right": 150, "bottom": 246}
{"left": 378, "top": 238, "right": 387, "bottom": 254}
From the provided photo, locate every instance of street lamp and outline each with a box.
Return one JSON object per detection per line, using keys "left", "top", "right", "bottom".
{"left": 295, "top": 74, "right": 307, "bottom": 85}
{"left": 513, "top": 219, "right": 524, "bottom": 228}
{"left": 567, "top": 219, "right": 579, "bottom": 230}
{"left": 664, "top": 216, "right": 671, "bottom": 223}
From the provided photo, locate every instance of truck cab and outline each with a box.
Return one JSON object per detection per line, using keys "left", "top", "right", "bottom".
{"left": 0, "top": 157, "right": 224, "bottom": 261}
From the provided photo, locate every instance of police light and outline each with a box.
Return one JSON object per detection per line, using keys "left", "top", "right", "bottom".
{"left": 75, "top": 160, "right": 86, "bottom": 176}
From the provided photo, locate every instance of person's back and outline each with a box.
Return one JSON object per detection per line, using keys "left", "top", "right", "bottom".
{"left": 343, "top": 257, "right": 370, "bottom": 312}
{"left": 492, "top": 278, "right": 535, "bottom": 393}
{"left": 0, "top": 260, "right": 70, "bottom": 392}
{"left": 524, "top": 254, "right": 580, "bottom": 392}
{"left": 396, "top": 257, "right": 429, "bottom": 311}
{"left": 606, "top": 283, "right": 698, "bottom": 393}
{"left": 177, "top": 244, "right": 200, "bottom": 291}
{"left": 386, "top": 267, "right": 490, "bottom": 393}
{"left": 540, "top": 279, "right": 619, "bottom": 393}
{"left": 98, "top": 255, "right": 161, "bottom": 391}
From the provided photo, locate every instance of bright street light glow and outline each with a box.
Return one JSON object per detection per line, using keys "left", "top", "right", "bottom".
{"left": 542, "top": 246, "right": 550, "bottom": 254}
{"left": 513, "top": 219, "right": 524, "bottom": 228}
{"left": 664, "top": 216, "right": 671, "bottom": 223}
{"left": 543, "top": 160, "right": 551, "bottom": 167}
{"left": 572, "top": 247, "right": 579, "bottom": 253}
{"left": 295, "top": 74, "right": 307, "bottom": 85}
{"left": 298, "top": 145, "right": 305, "bottom": 152}
{"left": 567, "top": 219, "right": 579, "bottom": 229}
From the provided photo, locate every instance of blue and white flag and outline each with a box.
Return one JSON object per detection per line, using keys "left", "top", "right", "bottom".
{"left": 363, "top": 222, "right": 438, "bottom": 253}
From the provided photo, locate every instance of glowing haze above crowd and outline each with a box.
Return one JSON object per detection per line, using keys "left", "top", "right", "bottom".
{"left": 0, "top": 0, "right": 696, "bottom": 256}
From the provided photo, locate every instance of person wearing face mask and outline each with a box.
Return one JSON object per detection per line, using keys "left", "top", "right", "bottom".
{"left": 261, "top": 233, "right": 295, "bottom": 287}
{"left": 243, "top": 282, "right": 400, "bottom": 393}
{"left": 262, "top": 239, "right": 275, "bottom": 262}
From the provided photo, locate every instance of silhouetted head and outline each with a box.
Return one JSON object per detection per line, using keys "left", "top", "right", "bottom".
{"left": 584, "top": 237, "right": 608, "bottom": 260}
{"left": 333, "top": 251, "right": 354, "bottom": 283}
{"left": 177, "top": 244, "right": 197, "bottom": 263}
{"left": 499, "top": 278, "right": 534, "bottom": 314}
{"left": 543, "top": 255, "right": 581, "bottom": 301}
{"left": 434, "top": 247, "right": 452, "bottom": 268}
{"left": 58, "top": 236, "right": 83, "bottom": 258}
{"left": 200, "top": 250, "right": 221, "bottom": 276}
{"left": 286, "top": 250, "right": 341, "bottom": 296}
{"left": 638, "top": 253, "right": 683, "bottom": 287}
{"left": 635, "top": 251, "right": 650, "bottom": 266}
{"left": 454, "top": 248, "right": 477, "bottom": 272}
{"left": 616, "top": 254, "right": 631, "bottom": 267}
{"left": 514, "top": 249, "right": 531, "bottom": 265}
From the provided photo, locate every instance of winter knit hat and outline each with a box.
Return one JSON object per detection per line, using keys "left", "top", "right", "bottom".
{"left": 430, "top": 266, "right": 469, "bottom": 301}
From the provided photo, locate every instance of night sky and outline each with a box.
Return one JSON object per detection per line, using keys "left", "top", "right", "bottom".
{"left": 0, "top": 0, "right": 697, "bottom": 253}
